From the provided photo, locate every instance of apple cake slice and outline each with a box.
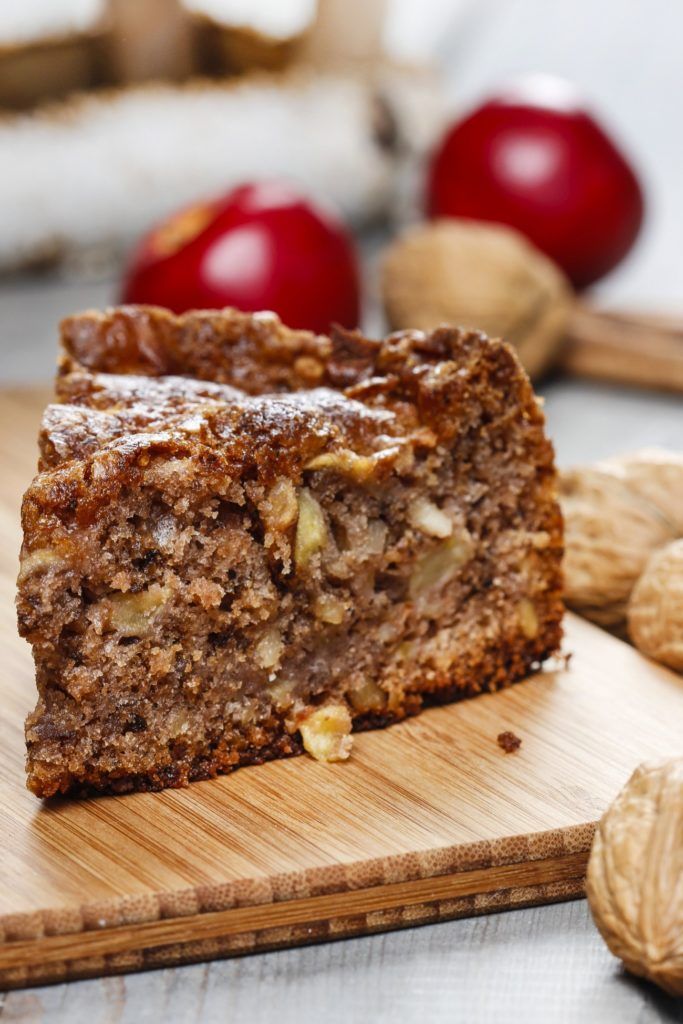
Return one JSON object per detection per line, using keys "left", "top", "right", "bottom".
{"left": 17, "top": 306, "right": 563, "bottom": 797}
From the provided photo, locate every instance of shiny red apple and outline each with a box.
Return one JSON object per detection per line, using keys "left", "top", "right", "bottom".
{"left": 427, "top": 75, "right": 645, "bottom": 288}
{"left": 121, "top": 181, "right": 361, "bottom": 333}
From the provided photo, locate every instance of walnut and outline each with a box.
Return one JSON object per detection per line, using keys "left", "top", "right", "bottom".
{"left": 560, "top": 468, "right": 677, "bottom": 630}
{"left": 598, "top": 448, "right": 683, "bottom": 534}
{"left": 267, "top": 678, "right": 295, "bottom": 710}
{"left": 104, "top": 584, "right": 170, "bottom": 637}
{"left": 305, "top": 448, "right": 381, "bottom": 482}
{"left": 366, "top": 519, "right": 388, "bottom": 556}
{"left": 628, "top": 540, "right": 683, "bottom": 671}
{"left": 263, "top": 478, "right": 299, "bottom": 533}
{"left": 294, "top": 488, "right": 327, "bottom": 571}
{"left": 313, "top": 593, "right": 346, "bottom": 625}
{"left": 299, "top": 704, "right": 353, "bottom": 762}
{"left": 381, "top": 218, "right": 573, "bottom": 378}
{"left": 586, "top": 759, "right": 683, "bottom": 996}
{"left": 517, "top": 598, "right": 539, "bottom": 640}
{"left": 348, "top": 679, "right": 387, "bottom": 713}
{"left": 409, "top": 528, "right": 474, "bottom": 598}
{"left": 17, "top": 546, "right": 64, "bottom": 581}
{"left": 408, "top": 497, "right": 453, "bottom": 538}
{"left": 254, "top": 626, "right": 284, "bottom": 670}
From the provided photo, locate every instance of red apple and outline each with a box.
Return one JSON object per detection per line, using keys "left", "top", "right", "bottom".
{"left": 121, "top": 181, "right": 361, "bottom": 333}
{"left": 427, "top": 75, "right": 645, "bottom": 288}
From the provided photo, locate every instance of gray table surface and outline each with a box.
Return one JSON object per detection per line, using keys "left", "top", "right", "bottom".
{"left": 2, "top": 0, "right": 683, "bottom": 1019}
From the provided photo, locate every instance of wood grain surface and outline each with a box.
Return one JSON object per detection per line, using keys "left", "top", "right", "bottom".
{"left": 560, "top": 306, "right": 683, "bottom": 394}
{"left": 1, "top": 388, "right": 682, "bottom": 992}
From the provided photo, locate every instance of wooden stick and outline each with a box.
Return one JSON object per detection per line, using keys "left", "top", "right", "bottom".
{"left": 559, "top": 304, "right": 683, "bottom": 393}
{"left": 301, "top": 0, "right": 388, "bottom": 68}
{"left": 104, "top": 0, "right": 194, "bottom": 83}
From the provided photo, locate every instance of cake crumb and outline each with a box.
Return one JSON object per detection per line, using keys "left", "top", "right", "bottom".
{"left": 497, "top": 730, "right": 522, "bottom": 753}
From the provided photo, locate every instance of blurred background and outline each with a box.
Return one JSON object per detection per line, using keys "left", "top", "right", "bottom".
{"left": 0, "top": 0, "right": 682, "bottom": 463}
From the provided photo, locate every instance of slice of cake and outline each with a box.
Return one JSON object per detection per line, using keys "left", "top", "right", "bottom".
{"left": 17, "top": 306, "right": 563, "bottom": 797}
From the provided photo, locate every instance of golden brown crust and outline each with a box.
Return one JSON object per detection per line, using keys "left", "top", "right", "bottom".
{"left": 58, "top": 306, "right": 330, "bottom": 386}
{"left": 26, "top": 305, "right": 551, "bottom": 539}
{"left": 58, "top": 303, "right": 534, "bottom": 420}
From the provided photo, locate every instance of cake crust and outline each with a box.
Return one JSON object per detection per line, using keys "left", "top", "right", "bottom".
{"left": 18, "top": 306, "right": 563, "bottom": 798}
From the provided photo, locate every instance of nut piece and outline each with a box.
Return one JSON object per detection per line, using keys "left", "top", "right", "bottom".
{"left": 305, "top": 448, "right": 382, "bottom": 482}
{"left": 598, "top": 448, "right": 683, "bottom": 534}
{"left": 381, "top": 218, "right": 573, "bottom": 379}
{"left": 299, "top": 704, "right": 353, "bottom": 763}
{"left": 263, "top": 479, "right": 299, "bottom": 533}
{"left": 348, "top": 679, "right": 387, "bottom": 714}
{"left": 294, "top": 488, "right": 327, "bottom": 571}
{"left": 313, "top": 594, "right": 346, "bottom": 625}
{"left": 366, "top": 519, "right": 388, "bottom": 556}
{"left": 586, "top": 758, "right": 683, "bottom": 996}
{"left": 105, "top": 584, "right": 170, "bottom": 637}
{"left": 267, "top": 678, "right": 295, "bottom": 710}
{"left": 408, "top": 497, "right": 453, "bottom": 539}
{"left": 628, "top": 540, "right": 683, "bottom": 671}
{"left": 254, "top": 626, "right": 284, "bottom": 670}
{"left": 560, "top": 468, "right": 676, "bottom": 630}
{"left": 409, "top": 529, "right": 473, "bottom": 598}
{"left": 517, "top": 598, "right": 539, "bottom": 640}
{"left": 17, "top": 547, "right": 63, "bottom": 581}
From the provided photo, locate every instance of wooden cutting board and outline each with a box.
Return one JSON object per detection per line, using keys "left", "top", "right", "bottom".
{"left": 1, "top": 388, "right": 682, "bottom": 991}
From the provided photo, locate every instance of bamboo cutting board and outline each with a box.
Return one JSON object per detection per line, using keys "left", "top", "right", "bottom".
{"left": 1, "top": 389, "right": 682, "bottom": 991}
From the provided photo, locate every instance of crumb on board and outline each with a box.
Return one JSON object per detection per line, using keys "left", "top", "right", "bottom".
{"left": 497, "top": 730, "right": 522, "bottom": 753}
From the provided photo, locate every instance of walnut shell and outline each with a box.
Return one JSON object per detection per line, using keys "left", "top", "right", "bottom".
{"left": 628, "top": 539, "right": 683, "bottom": 671}
{"left": 560, "top": 468, "right": 677, "bottom": 629}
{"left": 381, "top": 218, "right": 573, "bottom": 378}
{"left": 586, "top": 759, "right": 683, "bottom": 996}
{"left": 598, "top": 448, "right": 683, "bottom": 535}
